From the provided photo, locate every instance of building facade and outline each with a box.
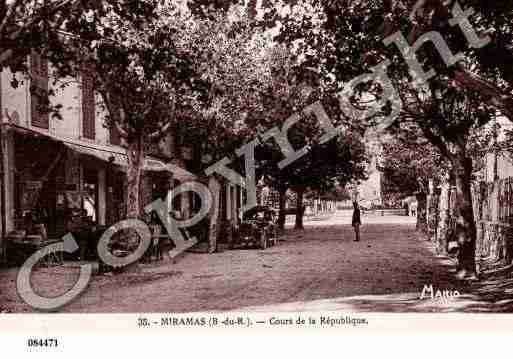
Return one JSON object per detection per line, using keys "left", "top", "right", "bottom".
{"left": 0, "top": 53, "right": 194, "bottom": 243}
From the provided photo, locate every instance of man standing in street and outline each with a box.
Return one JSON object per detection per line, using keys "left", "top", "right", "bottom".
{"left": 352, "top": 201, "right": 361, "bottom": 242}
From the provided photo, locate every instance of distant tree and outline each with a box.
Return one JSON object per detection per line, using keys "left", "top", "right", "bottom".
{"left": 320, "top": 185, "right": 352, "bottom": 202}
{"left": 288, "top": 134, "right": 367, "bottom": 229}
{"left": 381, "top": 136, "right": 447, "bottom": 230}
{"left": 382, "top": 139, "right": 445, "bottom": 197}
{"left": 257, "top": 126, "right": 367, "bottom": 230}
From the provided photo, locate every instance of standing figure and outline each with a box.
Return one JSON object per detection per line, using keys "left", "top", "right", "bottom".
{"left": 352, "top": 201, "right": 361, "bottom": 242}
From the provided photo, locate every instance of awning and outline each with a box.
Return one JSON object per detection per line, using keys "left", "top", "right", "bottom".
{"left": 64, "top": 143, "right": 197, "bottom": 181}
{"left": 64, "top": 143, "right": 127, "bottom": 168}
{"left": 3, "top": 123, "right": 197, "bottom": 181}
{"left": 167, "top": 163, "right": 197, "bottom": 182}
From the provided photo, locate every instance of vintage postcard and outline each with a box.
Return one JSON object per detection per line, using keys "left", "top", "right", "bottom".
{"left": 1, "top": 0, "right": 512, "bottom": 355}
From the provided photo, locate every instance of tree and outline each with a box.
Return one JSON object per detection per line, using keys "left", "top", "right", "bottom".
{"left": 256, "top": 120, "right": 368, "bottom": 230}
{"left": 317, "top": 0, "right": 513, "bottom": 119}
{"left": 290, "top": 133, "right": 367, "bottom": 229}
{"left": 263, "top": 0, "right": 510, "bottom": 277}
{"left": 39, "top": 2, "right": 205, "bottom": 263}
{"left": 319, "top": 185, "right": 352, "bottom": 203}
{"left": 252, "top": 43, "right": 322, "bottom": 230}
{"left": 381, "top": 136, "right": 446, "bottom": 230}
{"left": 174, "top": 5, "right": 273, "bottom": 169}
{"left": 0, "top": 0, "right": 157, "bottom": 71}
{"left": 410, "top": 0, "right": 513, "bottom": 118}
{"left": 172, "top": 9, "right": 346, "bottom": 232}
{"left": 382, "top": 139, "right": 444, "bottom": 197}
{"left": 1, "top": 1, "right": 148, "bottom": 121}
{"left": 246, "top": 9, "right": 366, "bottom": 229}
{"left": 0, "top": 0, "right": 74, "bottom": 68}
{"left": 410, "top": 89, "right": 496, "bottom": 268}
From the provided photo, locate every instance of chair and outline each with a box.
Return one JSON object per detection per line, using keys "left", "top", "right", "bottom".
{"left": 147, "top": 224, "right": 163, "bottom": 262}
{"left": 34, "top": 224, "right": 63, "bottom": 267}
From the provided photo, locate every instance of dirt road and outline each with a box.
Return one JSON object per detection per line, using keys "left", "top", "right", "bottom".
{"left": 2, "top": 214, "right": 476, "bottom": 313}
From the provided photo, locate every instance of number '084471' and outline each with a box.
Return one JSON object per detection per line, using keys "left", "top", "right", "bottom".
{"left": 27, "top": 339, "right": 59, "bottom": 348}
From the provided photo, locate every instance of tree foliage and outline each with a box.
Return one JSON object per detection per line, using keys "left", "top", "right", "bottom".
{"left": 382, "top": 137, "right": 445, "bottom": 196}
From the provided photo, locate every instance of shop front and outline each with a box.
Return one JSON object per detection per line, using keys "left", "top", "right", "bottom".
{"left": 3, "top": 129, "right": 85, "bottom": 264}
{"left": 2, "top": 128, "right": 184, "bottom": 264}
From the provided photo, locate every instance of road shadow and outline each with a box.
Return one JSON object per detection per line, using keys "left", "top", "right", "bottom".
{"left": 243, "top": 228, "right": 513, "bottom": 313}
{"left": 341, "top": 260, "right": 513, "bottom": 313}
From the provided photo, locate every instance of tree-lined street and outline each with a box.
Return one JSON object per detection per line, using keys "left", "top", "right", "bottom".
{"left": 5, "top": 213, "right": 511, "bottom": 313}
{"left": 1, "top": 0, "right": 513, "bottom": 316}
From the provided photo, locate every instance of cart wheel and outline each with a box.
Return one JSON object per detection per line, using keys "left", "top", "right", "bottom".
{"left": 260, "top": 231, "right": 267, "bottom": 250}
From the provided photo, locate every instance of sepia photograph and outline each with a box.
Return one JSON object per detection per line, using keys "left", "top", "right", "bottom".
{"left": 0, "top": 1, "right": 513, "bottom": 344}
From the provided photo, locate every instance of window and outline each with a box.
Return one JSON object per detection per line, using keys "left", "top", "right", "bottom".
{"left": 30, "top": 52, "right": 49, "bottom": 129}
{"left": 81, "top": 67, "right": 96, "bottom": 139}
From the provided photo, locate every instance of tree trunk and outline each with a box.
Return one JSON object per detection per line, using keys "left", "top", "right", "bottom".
{"left": 453, "top": 156, "right": 477, "bottom": 278}
{"left": 277, "top": 186, "right": 287, "bottom": 231}
{"left": 123, "top": 134, "right": 145, "bottom": 264}
{"left": 295, "top": 188, "right": 305, "bottom": 230}
{"left": 436, "top": 175, "right": 451, "bottom": 256}
{"left": 426, "top": 181, "right": 440, "bottom": 242}
{"left": 416, "top": 192, "right": 427, "bottom": 232}
{"left": 126, "top": 136, "right": 145, "bottom": 220}
{"left": 207, "top": 177, "right": 221, "bottom": 253}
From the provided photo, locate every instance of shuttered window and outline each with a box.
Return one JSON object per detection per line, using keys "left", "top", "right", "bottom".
{"left": 30, "top": 52, "right": 49, "bottom": 129}
{"left": 110, "top": 125, "right": 121, "bottom": 145}
{"left": 81, "top": 68, "right": 96, "bottom": 139}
